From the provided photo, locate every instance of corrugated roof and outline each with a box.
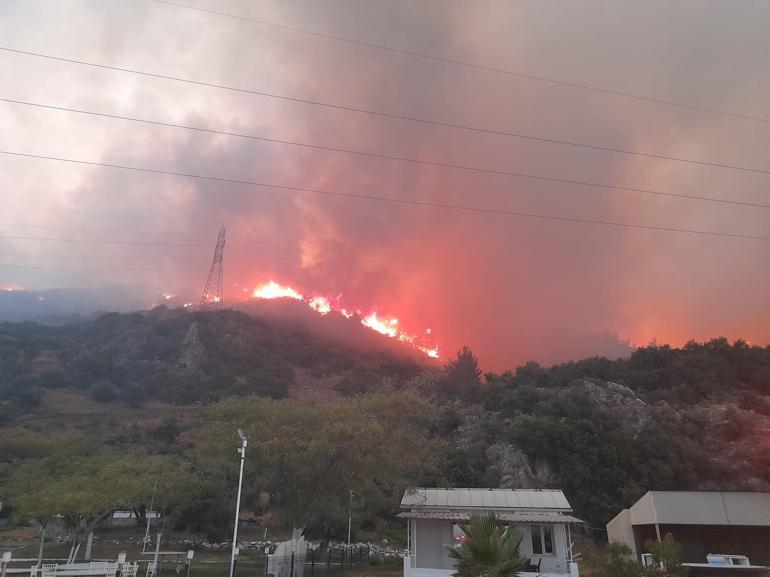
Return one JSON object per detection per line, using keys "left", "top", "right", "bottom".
{"left": 401, "top": 488, "right": 572, "bottom": 511}
{"left": 398, "top": 510, "right": 583, "bottom": 524}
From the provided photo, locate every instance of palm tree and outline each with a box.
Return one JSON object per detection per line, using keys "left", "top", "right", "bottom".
{"left": 447, "top": 514, "right": 529, "bottom": 577}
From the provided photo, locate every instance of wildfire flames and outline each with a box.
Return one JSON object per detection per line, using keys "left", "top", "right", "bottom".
{"left": 250, "top": 280, "right": 440, "bottom": 359}
{"left": 252, "top": 280, "right": 303, "bottom": 300}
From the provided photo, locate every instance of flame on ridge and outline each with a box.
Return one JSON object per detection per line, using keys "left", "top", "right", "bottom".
{"left": 309, "top": 296, "right": 331, "bottom": 315}
{"left": 253, "top": 280, "right": 303, "bottom": 300}
{"left": 250, "top": 279, "right": 439, "bottom": 359}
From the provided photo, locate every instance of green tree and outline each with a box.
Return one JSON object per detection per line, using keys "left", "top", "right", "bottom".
{"left": 194, "top": 392, "right": 443, "bottom": 531}
{"left": 5, "top": 453, "right": 194, "bottom": 562}
{"left": 446, "top": 514, "right": 528, "bottom": 577}
{"left": 445, "top": 347, "right": 482, "bottom": 400}
{"left": 4, "top": 460, "right": 60, "bottom": 565}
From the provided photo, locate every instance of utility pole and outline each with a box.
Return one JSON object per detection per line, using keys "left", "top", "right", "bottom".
{"left": 347, "top": 490, "right": 354, "bottom": 547}
{"left": 230, "top": 429, "right": 247, "bottom": 577}
{"left": 142, "top": 480, "right": 158, "bottom": 553}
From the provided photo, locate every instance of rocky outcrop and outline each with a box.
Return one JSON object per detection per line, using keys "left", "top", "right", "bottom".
{"left": 485, "top": 442, "right": 556, "bottom": 489}
{"left": 578, "top": 378, "right": 650, "bottom": 433}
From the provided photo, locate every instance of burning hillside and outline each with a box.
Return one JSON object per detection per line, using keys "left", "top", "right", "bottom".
{"left": 248, "top": 280, "right": 440, "bottom": 359}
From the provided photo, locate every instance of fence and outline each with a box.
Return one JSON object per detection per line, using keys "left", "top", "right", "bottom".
{"left": 265, "top": 547, "right": 401, "bottom": 577}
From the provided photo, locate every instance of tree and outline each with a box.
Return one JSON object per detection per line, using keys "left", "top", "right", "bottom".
{"left": 5, "top": 453, "right": 195, "bottom": 563}
{"left": 4, "top": 460, "right": 60, "bottom": 565}
{"left": 446, "top": 514, "right": 528, "bottom": 577}
{"left": 194, "top": 392, "right": 443, "bottom": 532}
{"left": 444, "top": 347, "right": 482, "bottom": 400}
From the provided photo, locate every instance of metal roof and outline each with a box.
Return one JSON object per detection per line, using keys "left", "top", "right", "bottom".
{"left": 622, "top": 491, "right": 770, "bottom": 527}
{"left": 398, "top": 510, "right": 582, "bottom": 524}
{"left": 401, "top": 488, "right": 572, "bottom": 511}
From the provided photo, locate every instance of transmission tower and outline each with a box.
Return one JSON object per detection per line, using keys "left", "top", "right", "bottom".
{"left": 199, "top": 224, "right": 226, "bottom": 309}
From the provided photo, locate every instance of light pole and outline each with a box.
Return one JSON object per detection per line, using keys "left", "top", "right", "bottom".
{"left": 347, "top": 490, "right": 354, "bottom": 547}
{"left": 230, "top": 429, "right": 247, "bottom": 577}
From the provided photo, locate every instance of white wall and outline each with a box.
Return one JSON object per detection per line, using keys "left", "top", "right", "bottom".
{"left": 413, "top": 520, "right": 570, "bottom": 574}
{"left": 606, "top": 509, "right": 636, "bottom": 557}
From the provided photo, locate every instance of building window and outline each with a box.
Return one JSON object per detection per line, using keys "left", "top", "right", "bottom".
{"left": 530, "top": 525, "right": 554, "bottom": 555}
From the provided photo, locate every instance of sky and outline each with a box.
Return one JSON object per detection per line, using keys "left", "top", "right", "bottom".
{"left": 0, "top": 0, "right": 768, "bottom": 371}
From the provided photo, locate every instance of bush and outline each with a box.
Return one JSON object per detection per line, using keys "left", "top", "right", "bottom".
{"left": 645, "top": 535, "right": 688, "bottom": 577}
{"left": 90, "top": 380, "right": 118, "bottom": 403}
{"left": 606, "top": 543, "right": 641, "bottom": 577}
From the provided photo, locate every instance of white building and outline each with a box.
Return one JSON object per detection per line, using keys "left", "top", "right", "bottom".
{"left": 400, "top": 488, "right": 581, "bottom": 577}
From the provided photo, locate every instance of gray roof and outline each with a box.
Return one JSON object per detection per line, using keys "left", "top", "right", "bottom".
{"left": 621, "top": 491, "right": 770, "bottom": 527}
{"left": 398, "top": 510, "right": 583, "bottom": 524}
{"left": 401, "top": 488, "right": 572, "bottom": 512}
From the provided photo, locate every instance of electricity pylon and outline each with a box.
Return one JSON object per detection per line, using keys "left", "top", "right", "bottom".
{"left": 199, "top": 225, "right": 226, "bottom": 309}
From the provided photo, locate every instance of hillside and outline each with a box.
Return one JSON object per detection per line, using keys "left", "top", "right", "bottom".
{"left": 0, "top": 305, "right": 432, "bottom": 424}
{"left": 462, "top": 340, "right": 770, "bottom": 527}
{"left": 1, "top": 306, "right": 770, "bottom": 545}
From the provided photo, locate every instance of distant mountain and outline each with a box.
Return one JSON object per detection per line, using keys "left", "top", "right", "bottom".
{"left": 0, "top": 287, "right": 164, "bottom": 323}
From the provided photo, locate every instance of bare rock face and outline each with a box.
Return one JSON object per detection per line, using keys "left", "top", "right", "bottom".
{"left": 179, "top": 322, "right": 207, "bottom": 370}
{"left": 455, "top": 405, "right": 492, "bottom": 449}
{"left": 579, "top": 379, "right": 650, "bottom": 433}
{"left": 485, "top": 442, "right": 556, "bottom": 489}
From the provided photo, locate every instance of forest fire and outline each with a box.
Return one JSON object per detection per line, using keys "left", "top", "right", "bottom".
{"left": 252, "top": 280, "right": 303, "bottom": 300}
{"left": 250, "top": 279, "right": 440, "bottom": 358}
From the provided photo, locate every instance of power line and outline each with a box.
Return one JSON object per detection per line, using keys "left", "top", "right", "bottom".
{"left": 2, "top": 149, "right": 769, "bottom": 242}
{"left": 0, "top": 233, "right": 209, "bottom": 247}
{"left": 0, "top": 245, "right": 439, "bottom": 286}
{"left": 0, "top": 253, "right": 441, "bottom": 299}
{"left": 0, "top": 263, "right": 206, "bottom": 271}
{"left": 0, "top": 225, "right": 439, "bottom": 285}
{"left": 1, "top": 48, "right": 768, "bottom": 176}
{"left": 0, "top": 253, "right": 209, "bottom": 261}
{"left": 151, "top": 0, "right": 769, "bottom": 124}
{"left": 3, "top": 98, "right": 768, "bottom": 210}
{"left": 0, "top": 221, "right": 206, "bottom": 237}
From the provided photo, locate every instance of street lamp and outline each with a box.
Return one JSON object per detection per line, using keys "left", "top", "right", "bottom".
{"left": 347, "top": 490, "right": 354, "bottom": 547}
{"left": 230, "top": 429, "right": 248, "bottom": 577}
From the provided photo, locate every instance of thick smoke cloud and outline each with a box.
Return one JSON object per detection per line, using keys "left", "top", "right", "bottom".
{"left": 1, "top": 0, "right": 768, "bottom": 370}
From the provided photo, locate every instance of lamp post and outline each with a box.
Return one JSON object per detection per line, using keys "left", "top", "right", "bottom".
{"left": 230, "top": 429, "right": 247, "bottom": 577}
{"left": 347, "top": 490, "right": 354, "bottom": 547}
